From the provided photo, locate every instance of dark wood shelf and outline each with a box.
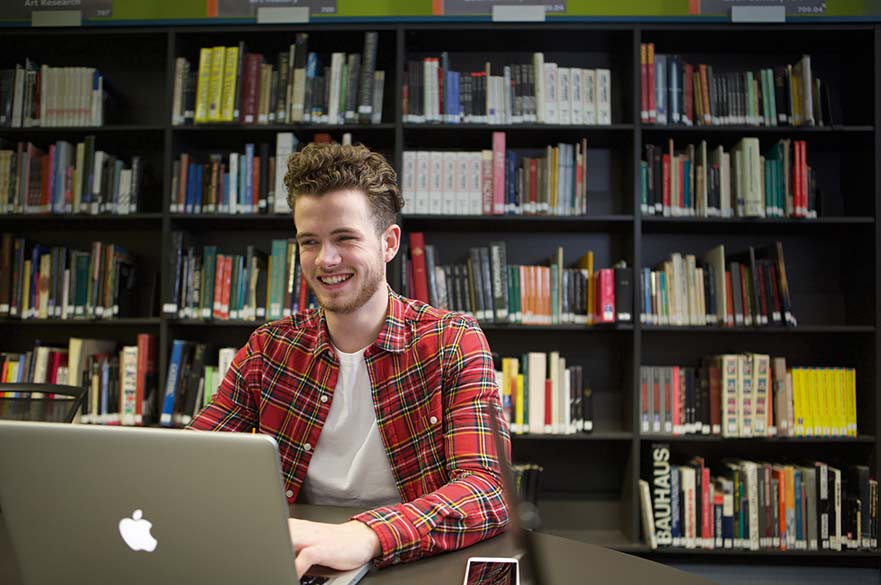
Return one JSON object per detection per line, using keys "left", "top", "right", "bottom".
{"left": 172, "top": 123, "right": 395, "bottom": 132}
{"left": 642, "top": 434, "right": 875, "bottom": 444}
{"left": 641, "top": 216, "right": 874, "bottom": 234}
{"left": 0, "top": 213, "right": 163, "bottom": 228}
{"left": 641, "top": 325, "right": 874, "bottom": 334}
{"left": 403, "top": 214, "right": 633, "bottom": 232}
{"left": 640, "top": 547, "right": 881, "bottom": 558}
{"left": 167, "top": 319, "right": 268, "bottom": 327}
{"left": 404, "top": 123, "right": 634, "bottom": 132}
{"left": 513, "top": 431, "right": 633, "bottom": 441}
{"left": 0, "top": 124, "right": 164, "bottom": 134}
{"left": 641, "top": 124, "right": 873, "bottom": 134}
{"left": 0, "top": 318, "right": 160, "bottom": 326}
{"left": 480, "top": 323, "right": 633, "bottom": 332}
{"left": 169, "top": 214, "right": 294, "bottom": 231}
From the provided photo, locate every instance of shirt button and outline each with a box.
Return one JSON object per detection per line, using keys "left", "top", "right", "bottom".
{"left": 303, "top": 443, "right": 312, "bottom": 451}
{"left": 285, "top": 490, "right": 293, "bottom": 498}
{"left": 320, "top": 395, "right": 328, "bottom": 403}
{"left": 429, "top": 416, "right": 438, "bottom": 425}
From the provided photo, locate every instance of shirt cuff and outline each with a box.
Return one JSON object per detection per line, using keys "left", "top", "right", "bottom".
{"left": 351, "top": 506, "right": 421, "bottom": 567}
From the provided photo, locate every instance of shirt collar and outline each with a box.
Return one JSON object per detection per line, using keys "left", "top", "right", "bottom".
{"left": 314, "top": 285, "right": 412, "bottom": 356}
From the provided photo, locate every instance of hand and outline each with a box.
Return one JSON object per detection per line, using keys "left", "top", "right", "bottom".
{"left": 288, "top": 518, "right": 381, "bottom": 578}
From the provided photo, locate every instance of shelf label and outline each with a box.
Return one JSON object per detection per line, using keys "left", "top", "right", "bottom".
{"left": 7, "top": 0, "right": 111, "bottom": 21}
{"left": 699, "top": 0, "right": 825, "bottom": 17}
{"left": 492, "top": 5, "right": 546, "bottom": 21}
{"left": 443, "top": 0, "right": 564, "bottom": 16}
{"left": 214, "top": 0, "right": 336, "bottom": 18}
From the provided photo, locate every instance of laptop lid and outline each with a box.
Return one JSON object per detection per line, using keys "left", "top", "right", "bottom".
{"left": 486, "top": 405, "right": 547, "bottom": 585}
{"left": 0, "top": 421, "right": 301, "bottom": 585}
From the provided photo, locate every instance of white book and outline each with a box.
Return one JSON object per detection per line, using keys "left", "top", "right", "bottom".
{"left": 571, "top": 68, "right": 584, "bottom": 125}
{"left": 596, "top": 68, "right": 612, "bottom": 125}
{"left": 441, "top": 151, "right": 457, "bottom": 215}
{"left": 455, "top": 151, "right": 469, "bottom": 215}
{"left": 415, "top": 151, "right": 430, "bottom": 214}
{"left": 468, "top": 152, "right": 483, "bottom": 215}
{"left": 11, "top": 65, "right": 24, "bottom": 128}
{"left": 401, "top": 151, "right": 416, "bottom": 215}
{"left": 533, "top": 52, "right": 545, "bottom": 122}
{"left": 273, "top": 132, "right": 297, "bottom": 214}
{"left": 544, "top": 62, "right": 558, "bottom": 124}
{"left": 527, "top": 352, "right": 546, "bottom": 433}
{"left": 120, "top": 345, "right": 139, "bottom": 426}
{"left": 557, "top": 67, "right": 571, "bottom": 125}
{"left": 503, "top": 66, "right": 512, "bottom": 125}
{"left": 328, "top": 52, "right": 344, "bottom": 125}
{"left": 226, "top": 152, "right": 238, "bottom": 214}
{"left": 118, "top": 169, "right": 132, "bottom": 215}
{"left": 583, "top": 69, "right": 596, "bottom": 125}
{"left": 639, "top": 479, "right": 658, "bottom": 549}
{"left": 428, "top": 151, "right": 443, "bottom": 215}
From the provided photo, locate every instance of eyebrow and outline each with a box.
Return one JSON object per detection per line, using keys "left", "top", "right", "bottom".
{"left": 296, "top": 228, "right": 361, "bottom": 240}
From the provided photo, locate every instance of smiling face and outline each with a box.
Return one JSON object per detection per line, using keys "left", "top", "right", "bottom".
{"left": 294, "top": 189, "right": 399, "bottom": 316}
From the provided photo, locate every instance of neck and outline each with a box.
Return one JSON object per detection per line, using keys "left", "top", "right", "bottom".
{"left": 324, "top": 285, "right": 389, "bottom": 353}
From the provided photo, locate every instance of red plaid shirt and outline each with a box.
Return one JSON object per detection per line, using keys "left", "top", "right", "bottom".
{"left": 188, "top": 287, "right": 511, "bottom": 567}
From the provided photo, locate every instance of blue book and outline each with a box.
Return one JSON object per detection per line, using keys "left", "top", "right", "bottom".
{"left": 669, "top": 55, "right": 680, "bottom": 124}
{"left": 671, "top": 465, "right": 681, "bottom": 545}
{"left": 160, "top": 339, "right": 187, "bottom": 427}
{"left": 655, "top": 54, "right": 667, "bottom": 125}
{"left": 244, "top": 144, "right": 255, "bottom": 213}
{"left": 642, "top": 268, "right": 651, "bottom": 322}
{"left": 794, "top": 469, "right": 803, "bottom": 545}
{"left": 682, "top": 159, "right": 691, "bottom": 213}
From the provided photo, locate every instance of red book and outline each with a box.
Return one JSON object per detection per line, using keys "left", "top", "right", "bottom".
{"left": 672, "top": 366, "right": 681, "bottom": 434}
{"left": 135, "top": 333, "right": 156, "bottom": 425}
{"left": 298, "top": 271, "right": 308, "bottom": 312}
{"left": 221, "top": 255, "right": 233, "bottom": 320}
{"left": 240, "top": 52, "right": 262, "bottom": 124}
{"left": 640, "top": 43, "right": 649, "bottom": 122}
{"left": 684, "top": 63, "right": 694, "bottom": 125}
{"left": 647, "top": 43, "right": 656, "bottom": 123}
{"left": 252, "top": 155, "right": 260, "bottom": 210}
{"left": 41, "top": 152, "right": 52, "bottom": 210}
{"left": 528, "top": 158, "right": 538, "bottom": 213}
{"left": 701, "top": 466, "right": 712, "bottom": 545}
{"left": 708, "top": 365, "right": 721, "bottom": 435}
{"left": 491, "top": 131, "right": 505, "bottom": 215}
{"left": 544, "top": 379, "right": 552, "bottom": 429}
{"left": 661, "top": 154, "right": 671, "bottom": 214}
{"left": 597, "top": 268, "right": 615, "bottom": 323}
{"left": 724, "top": 269, "right": 735, "bottom": 327}
{"left": 408, "top": 232, "right": 429, "bottom": 303}
{"left": 212, "top": 254, "right": 225, "bottom": 319}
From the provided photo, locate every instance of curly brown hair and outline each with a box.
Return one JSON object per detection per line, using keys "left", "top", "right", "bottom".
{"left": 284, "top": 142, "right": 404, "bottom": 233}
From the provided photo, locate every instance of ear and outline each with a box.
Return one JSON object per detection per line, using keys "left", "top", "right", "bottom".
{"left": 382, "top": 224, "right": 401, "bottom": 263}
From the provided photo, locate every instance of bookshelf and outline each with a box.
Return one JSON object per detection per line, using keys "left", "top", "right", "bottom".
{"left": 0, "top": 20, "right": 879, "bottom": 570}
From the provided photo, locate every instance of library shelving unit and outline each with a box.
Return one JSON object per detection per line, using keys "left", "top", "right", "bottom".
{"left": 0, "top": 20, "right": 877, "bottom": 570}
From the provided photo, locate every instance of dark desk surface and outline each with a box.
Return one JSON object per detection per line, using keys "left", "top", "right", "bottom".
{"left": 1, "top": 505, "right": 715, "bottom": 585}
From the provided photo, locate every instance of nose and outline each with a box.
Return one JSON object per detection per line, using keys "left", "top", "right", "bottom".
{"left": 315, "top": 242, "right": 341, "bottom": 268}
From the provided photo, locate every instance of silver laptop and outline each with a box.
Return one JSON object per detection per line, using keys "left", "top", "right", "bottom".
{"left": 0, "top": 420, "right": 369, "bottom": 585}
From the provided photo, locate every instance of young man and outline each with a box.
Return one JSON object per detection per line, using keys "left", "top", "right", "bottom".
{"left": 188, "top": 143, "right": 511, "bottom": 578}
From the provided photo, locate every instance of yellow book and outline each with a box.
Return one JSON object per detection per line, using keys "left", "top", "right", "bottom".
{"left": 194, "top": 47, "right": 213, "bottom": 124}
{"left": 576, "top": 250, "right": 594, "bottom": 325}
{"left": 849, "top": 368, "right": 857, "bottom": 436}
{"left": 814, "top": 367, "right": 827, "bottom": 437}
{"left": 507, "top": 358, "right": 519, "bottom": 432}
{"left": 220, "top": 45, "right": 240, "bottom": 122}
{"left": 207, "top": 46, "right": 226, "bottom": 122}
{"left": 825, "top": 368, "right": 839, "bottom": 437}
{"left": 515, "top": 373, "right": 525, "bottom": 432}
{"left": 22, "top": 259, "right": 31, "bottom": 319}
{"left": 836, "top": 368, "right": 847, "bottom": 437}
{"left": 792, "top": 368, "right": 804, "bottom": 436}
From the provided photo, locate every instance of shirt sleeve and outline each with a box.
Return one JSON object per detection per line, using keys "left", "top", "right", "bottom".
{"left": 187, "top": 331, "right": 262, "bottom": 433}
{"left": 351, "top": 317, "right": 511, "bottom": 567}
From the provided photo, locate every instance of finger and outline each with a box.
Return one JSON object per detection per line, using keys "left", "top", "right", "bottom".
{"left": 295, "top": 546, "right": 317, "bottom": 579}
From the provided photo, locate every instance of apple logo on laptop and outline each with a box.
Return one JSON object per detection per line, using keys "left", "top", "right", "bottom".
{"left": 118, "top": 509, "right": 158, "bottom": 552}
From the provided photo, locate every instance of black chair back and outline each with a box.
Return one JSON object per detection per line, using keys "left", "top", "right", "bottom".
{"left": 0, "top": 384, "right": 86, "bottom": 423}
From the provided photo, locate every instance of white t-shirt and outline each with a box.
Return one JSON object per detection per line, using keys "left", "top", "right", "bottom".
{"left": 299, "top": 345, "right": 402, "bottom": 507}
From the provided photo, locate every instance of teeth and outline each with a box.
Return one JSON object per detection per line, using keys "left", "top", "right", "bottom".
{"left": 320, "top": 274, "right": 351, "bottom": 285}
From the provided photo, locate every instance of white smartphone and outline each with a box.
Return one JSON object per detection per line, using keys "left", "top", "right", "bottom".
{"left": 462, "top": 556, "right": 520, "bottom": 585}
